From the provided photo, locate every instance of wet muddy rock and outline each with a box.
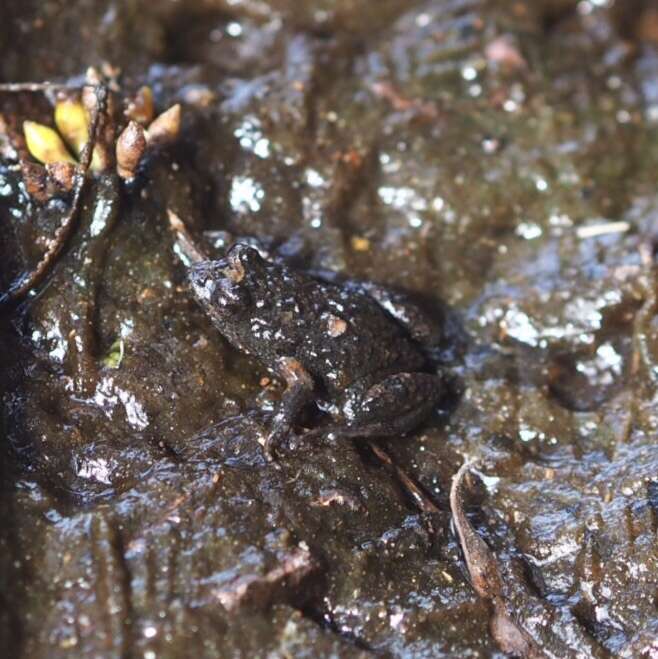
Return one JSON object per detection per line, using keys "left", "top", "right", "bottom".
{"left": 1, "top": 1, "right": 658, "bottom": 657}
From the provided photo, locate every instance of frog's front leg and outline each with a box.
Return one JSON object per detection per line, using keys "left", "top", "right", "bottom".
{"left": 264, "top": 357, "right": 315, "bottom": 461}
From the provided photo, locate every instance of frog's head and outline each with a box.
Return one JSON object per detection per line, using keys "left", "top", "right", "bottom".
{"left": 188, "top": 244, "right": 266, "bottom": 319}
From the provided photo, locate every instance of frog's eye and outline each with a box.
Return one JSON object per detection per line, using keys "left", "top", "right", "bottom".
{"left": 222, "top": 259, "right": 245, "bottom": 283}
{"left": 188, "top": 260, "right": 248, "bottom": 308}
{"left": 228, "top": 243, "right": 266, "bottom": 270}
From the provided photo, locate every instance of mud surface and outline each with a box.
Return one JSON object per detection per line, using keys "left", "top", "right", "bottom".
{"left": 1, "top": 1, "right": 657, "bottom": 656}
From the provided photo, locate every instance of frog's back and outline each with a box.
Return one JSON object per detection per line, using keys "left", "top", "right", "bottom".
{"left": 262, "top": 270, "right": 427, "bottom": 393}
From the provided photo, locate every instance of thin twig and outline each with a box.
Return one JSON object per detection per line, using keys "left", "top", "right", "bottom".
{"left": 167, "top": 208, "right": 207, "bottom": 265}
{"left": 0, "top": 82, "right": 96, "bottom": 93}
{"left": 575, "top": 221, "right": 630, "bottom": 239}
{"left": 449, "top": 459, "right": 502, "bottom": 596}
{"left": 368, "top": 441, "right": 440, "bottom": 514}
{"left": 631, "top": 241, "right": 658, "bottom": 384}
{"left": 449, "top": 460, "right": 545, "bottom": 658}
{"left": 0, "top": 83, "right": 108, "bottom": 307}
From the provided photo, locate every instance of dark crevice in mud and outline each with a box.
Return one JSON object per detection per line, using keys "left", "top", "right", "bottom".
{"left": 107, "top": 521, "right": 137, "bottom": 659}
{"left": 648, "top": 480, "right": 658, "bottom": 534}
{"left": 539, "top": 2, "right": 579, "bottom": 34}
{"left": 611, "top": 0, "right": 657, "bottom": 42}
{"left": 298, "top": 605, "right": 378, "bottom": 655}
{"left": 571, "top": 601, "right": 623, "bottom": 652}
{"left": 0, "top": 317, "right": 28, "bottom": 657}
{"left": 90, "top": 516, "right": 139, "bottom": 653}
{"left": 144, "top": 431, "right": 186, "bottom": 464}
{"left": 324, "top": 145, "right": 381, "bottom": 244}
{"left": 161, "top": 7, "right": 236, "bottom": 68}
{"left": 0, "top": 463, "right": 25, "bottom": 658}
{"left": 516, "top": 554, "right": 549, "bottom": 600}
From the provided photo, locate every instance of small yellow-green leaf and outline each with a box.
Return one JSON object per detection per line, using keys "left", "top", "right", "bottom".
{"left": 102, "top": 338, "right": 125, "bottom": 369}
{"left": 54, "top": 99, "right": 89, "bottom": 155}
{"left": 56, "top": 99, "right": 110, "bottom": 172}
{"left": 89, "top": 143, "right": 110, "bottom": 173}
{"left": 23, "top": 121, "right": 76, "bottom": 165}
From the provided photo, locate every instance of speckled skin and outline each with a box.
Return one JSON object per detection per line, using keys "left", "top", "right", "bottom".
{"left": 189, "top": 244, "right": 444, "bottom": 459}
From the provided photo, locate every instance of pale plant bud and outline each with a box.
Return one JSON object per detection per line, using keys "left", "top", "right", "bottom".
{"left": 116, "top": 121, "right": 146, "bottom": 179}
{"left": 146, "top": 104, "right": 181, "bottom": 147}
{"left": 125, "top": 86, "right": 154, "bottom": 125}
{"left": 23, "top": 121, "right": 76, "bottom": 165}
{"left": 85, "top": 66, "right": 102, "bottom": 86}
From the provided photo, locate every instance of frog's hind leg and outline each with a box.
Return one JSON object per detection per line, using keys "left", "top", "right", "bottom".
{"left": 300, "top": 372, "right": 445, "bottom": 446}
{"left": 264, "top": 357, "right": 315, "bottom": 462}
{"left": 358, "top": 372, "right": 444, "bottom": 432}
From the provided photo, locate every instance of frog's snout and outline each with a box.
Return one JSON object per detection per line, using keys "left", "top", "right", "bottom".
{"left": 188, "top": 259, "right": 251, "bottom": 310}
